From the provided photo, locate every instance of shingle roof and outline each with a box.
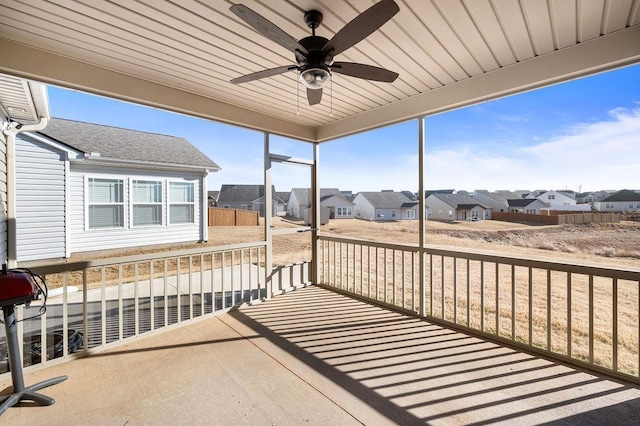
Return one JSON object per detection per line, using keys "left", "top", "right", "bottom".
{"left": 601, "top": 189, "right": 640, "bottom": 202}
{"left": 429, "top": 193, "right": 489, "bottom": 209}
{"left": 291, "top": 188, "right": 341, "bottom": 208}
{"left": 508, "top": 198, "right": 540, "bottom": 207}
{"left": 39, "top": 118, "right": 219, "bottom": 169}
{"left": 218, "top": 184, "right": 276, "bottom": 203}
{"left": 358, "top": 192, "right": 414, "bottom": 208}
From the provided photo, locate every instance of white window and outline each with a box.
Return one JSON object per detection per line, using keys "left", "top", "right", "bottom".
{"left": 132, "top": 180, "right": 163, "bottom": 226}
{"left": 391, "top": 210, "right": 396, "bottom": 218}
{"left": 169, "top": 182, "right": 195, "bottom": 224}
{"left": 88, "top": 178, "right": 124, "bottom": 229}
{"left": 548, "top": 194, "right": 555, "bottom": 200}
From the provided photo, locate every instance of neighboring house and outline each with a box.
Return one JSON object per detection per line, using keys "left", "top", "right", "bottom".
{"left": 288, "top": 188, "right": 341, "bottom": 219}
{"left": 353, "top": 191, "right": 418, "bottom": 221}
{"left": 15, "top": 118, "right": 220, "bottom": 262}
{"left": 208, "top": 190, "right": 219, "bottom": 207}
{"left": 594, "top": 189, "right": 640, "bottom": 212}
{"left": 425, "top": 193, "right": 491, "bottom": 221}
{"left": 507, "top": 198, "right": 550, "bottom": 214}
{"left": 321, "top": 194, "right": 355, "bottom": 219}
{"left": 472, "top": 190, "right": 510, "bottom": 213}
{"left": 217, "top": 184, "right": 282, "bottom": 217}
{"left": 276, "top": 191, "right": 290, "bottom": 215}
{"left": 531, "top": 190, "right": 575, "bottom": 207}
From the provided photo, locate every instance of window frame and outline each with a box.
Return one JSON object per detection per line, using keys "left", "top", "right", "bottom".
{"left": 86, "top": 176, "right": 126, "bottom": 230}
{"left": 168, "top": 180, "right": 196, "bottom": 225}
{"left": 130, "top": 179, "right": 164, "bottom": 228}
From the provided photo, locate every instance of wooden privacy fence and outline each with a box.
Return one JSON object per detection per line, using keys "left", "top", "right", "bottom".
{"left": 208, "top": 207, "right": 259, "bottom": 226}
{"left": 493, "top": 212, "right": 619, "bottom": 225}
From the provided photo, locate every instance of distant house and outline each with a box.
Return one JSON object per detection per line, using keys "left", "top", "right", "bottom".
{"left": 208, "top": 190, "right": 219, "bottom": 207}
{"left": 472, "top": 191, "right": 510, "bottom": 213}
{"left": 217, "top": 184, "right": 283, "bottom": 217}
{"left": 276, "top": 191, "right": 290, "bottom": 215}
{"left": 353, "top": 191, "right": 418, "bottom": 221}
{"left": 532, "top": 190, "right": 591, "bottom": 212}
{"left": 425, "top": 193, "right": 491, "bottom": 221}
{"left": 594, "top": 189, "right": 640, "bottom": 212}
{"left": 507, "top": 198, "right": 549, "bottom": 214}
{"left": 288, "top": 188, "right": 345, "bottom": 219}
{"left": 15, "top": 118, "right": 220, "bottom": 262}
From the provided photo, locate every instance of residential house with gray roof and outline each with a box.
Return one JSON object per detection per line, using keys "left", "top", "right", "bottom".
{"left": 507, "top": 198, "right": 549, "bottom": 214}
{"left": 425, "top": 193, "right": 491, "bottom": 221}
{"left": 15, "top": 118, "right": 220, "bottom": 262}
{"left": 217, "top": 184, "right": 283, "bottom": 217}
{"left": 288, "top": 188, "right": 347, "bottom": 219}
{"left": 353, "top": 191, "right": 419, "bottom": 221}
{"left": 594, "top": 189, "right": 640, "bottom": 212}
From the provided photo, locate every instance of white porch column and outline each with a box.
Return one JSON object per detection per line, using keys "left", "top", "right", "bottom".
{"left": 264, "top": 132, "right": 273, "bottom": 299}
{"left": 311, "top": 143, "right": 320, "bottom": 284}
{"left": 418, "top": 116, "right": 426, "bottom": 317}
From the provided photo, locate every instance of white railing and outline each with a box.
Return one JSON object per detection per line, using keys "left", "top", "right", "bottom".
{"left": 0, "top": 242, "right": 272, "bottom": 377}
{"left": 319, "top": 235, "right": 640, "bottom": 383}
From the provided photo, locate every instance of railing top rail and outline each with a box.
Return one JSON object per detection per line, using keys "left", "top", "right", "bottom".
{"left": 319, "top": 234, "right": 420, "bottom": 252}
{"left": 318, "top": 235, "right": 640, "bottom": 281}
{"left": 24, "top": 241, "right": 267, "bottom": 275}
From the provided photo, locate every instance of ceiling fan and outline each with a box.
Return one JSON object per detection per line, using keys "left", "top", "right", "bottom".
{"left": 229, "top": 0, "right": 400, "bottom": 106}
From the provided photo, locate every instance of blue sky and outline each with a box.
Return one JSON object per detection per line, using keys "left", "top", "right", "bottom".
{"left": 48, "top": 63, "right": 640, "bottom": 194}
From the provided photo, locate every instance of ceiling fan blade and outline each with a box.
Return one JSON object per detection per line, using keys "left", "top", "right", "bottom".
{"left": 332, "top": 62, "right": 399, "bottom": 82}
{"left": 307, "top": 88, "right": 322, "bottom": 105}
{"left": 230, "top": 4, "right": 308, "bottom": 55}
{"left": 322, "top": 0, "right": 399, "bottom": 57}
{"left": 231, "top": 65, "right": 296, "bottom": 84}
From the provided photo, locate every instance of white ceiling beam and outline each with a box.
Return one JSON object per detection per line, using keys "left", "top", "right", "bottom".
{"left": 0, "top": 38, "right": 316, "bottom": 142}
{"left": 317, "top": 25, "right": 640, "bottom": 142}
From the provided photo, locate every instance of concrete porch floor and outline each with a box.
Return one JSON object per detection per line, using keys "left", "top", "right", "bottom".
{"left": 2, "top": 286, "right": 640, "bottom": 425}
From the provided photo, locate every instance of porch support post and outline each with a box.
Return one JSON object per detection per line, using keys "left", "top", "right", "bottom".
{"left": 418, "top": 116, "right": 426, "bottom": 317}
{"left": 264, "top": 132, "right": 273, "bottom": 299}
{"left": 311, "top": 143, "right": 320, "bottom": 284}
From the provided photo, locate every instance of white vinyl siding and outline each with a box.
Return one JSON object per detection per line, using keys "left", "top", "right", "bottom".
{"left": 88, "top": 177, "right": 124, "bottom": 229}
{"left": 70, "top": 164, "right": 202, "bottom": 254}
{"left": 132, "top": 180, "right": 162, "bottom": 226}
{"left": 15, "top": 134, "right": 66, "bottom": 261}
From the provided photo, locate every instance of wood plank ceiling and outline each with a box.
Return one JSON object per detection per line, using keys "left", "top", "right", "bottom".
{"left": 0, "top": 0, "right": 639, "bottom": 142}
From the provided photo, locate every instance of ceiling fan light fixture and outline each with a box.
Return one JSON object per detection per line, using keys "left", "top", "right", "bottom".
{"left": 299, "top": 65, "right": 331, "bottom": 89}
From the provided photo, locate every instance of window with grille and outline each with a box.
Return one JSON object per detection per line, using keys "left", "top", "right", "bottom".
{"left": 169, "top": 182, "right": 195, "bottom": 224}
{"left": 132, "top": 180, "right": 163, "bottom": 226}
{"left": 88, "top": 178, "right": 124, "bottom": 229}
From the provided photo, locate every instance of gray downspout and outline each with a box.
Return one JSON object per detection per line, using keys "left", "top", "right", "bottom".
{"left": 2, "top": 117, "right": 49, "bottom": 268}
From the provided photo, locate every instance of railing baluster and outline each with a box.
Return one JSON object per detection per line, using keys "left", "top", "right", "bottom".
{"left": 62, "top": 273, "right": 69, "bottom": 357}
{"left": 360, "top": 244, "right": 364, "bottom": 296}
{"left": 613, "top": 277, "right": 618, "bottom": 372}
{"left": 134, "top": 262, "right": 139, "bottom": 336}
{"left": 176, "top": 257, "right": 182, "bottom": 322}
{"left": 453, "top": 257, "right": 457, "bottom": 324}
{"left": 402, "top": 250, "right": 406, "bottom": 309}
{"left": 496, "top": 263, "right": 500, "bottom": 336}
{"left": 200, "top": 254, "right": 205, "bottom": 315}
{"left": 189, "top": 255, "right": 194, "bottom": 319}
{"left": 567, "top": 272, "right": 572, "bottom": 358}
{"left": 547, "top": 269, "right": 552, "bottom": 351}
{"left": 466, "top": 258, "right": 470, "bottom": 327}
{"left": 481, "top": 261, "right": 485, "bottom": 332}
{"left": 150, "top": 261, "right": 155, "bottom": 331}
{"left": 221, "top": 252, "right": 226, "bottom": 308}
{"left": 231, "top": 251, "right": 236, "bottom": 307}
{"left": 589, "top": 274, "right": 594, "bottom": 365}
{"left": 392, "top": 249, "right": 396, "bottom": 307}
{"left": 430, "top": 254, "right": 434, "bottom": 317}
{"left": 511, "top": 265, "right": 515, "bottom": 341}
{"left": 528, "top": 267, "right": 533, "bottom": 346}
{"left": 384, "top": 248, "right": 388, "bottom": 304}
{"left": 119, "top": 265, "right": 124, "bottom": 339}
{"left": 441, "top": 256, "right": 445, "bottom": 320}
{"left": 101, "top": 266, "right": 106, "bottom": 346}
{"left": 163, "top": 259, "right": 168, "bottom": 327}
